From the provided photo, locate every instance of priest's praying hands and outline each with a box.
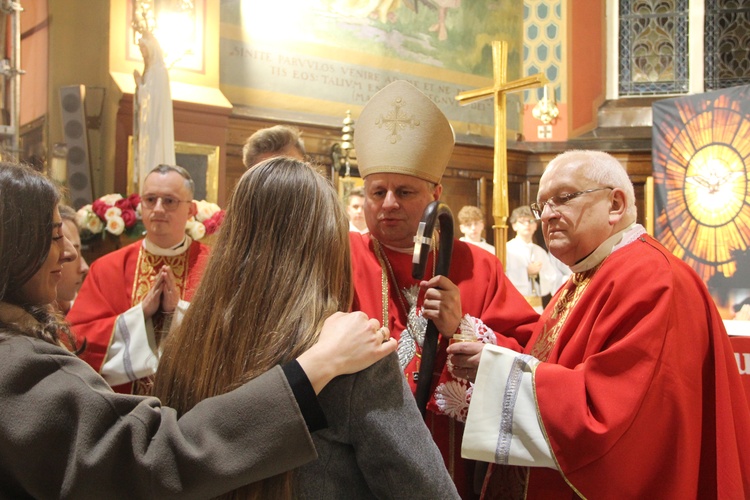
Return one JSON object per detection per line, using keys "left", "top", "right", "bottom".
{"left": 141, "top": 265, "right": 179, "bottom": 319}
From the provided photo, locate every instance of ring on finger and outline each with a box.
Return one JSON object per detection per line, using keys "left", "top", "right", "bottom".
{"left": 376, "top": 326, "right": 390, "bottom": 343}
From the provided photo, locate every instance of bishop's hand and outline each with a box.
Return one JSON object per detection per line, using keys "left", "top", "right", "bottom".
{"left": 420, "top": 275, "right": 462, "bottom": 337}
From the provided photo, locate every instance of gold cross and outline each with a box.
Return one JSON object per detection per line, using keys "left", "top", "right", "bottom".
{"left": 376, "top": 97, "right": 420, "bottom": 144}
{"left": 456, "top": 41, "right": 546, "bottom": 268}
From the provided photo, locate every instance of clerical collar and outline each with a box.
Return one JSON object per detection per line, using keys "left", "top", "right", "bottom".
{"left": 142, "top": 235, "right": 193, "bottom": 257}
{"left": 569, "top": 222, "right": 645, "bottom": 273}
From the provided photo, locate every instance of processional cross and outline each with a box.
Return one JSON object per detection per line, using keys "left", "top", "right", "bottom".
{"left": 455, "top": 41, "right": 546, "bottom": 268}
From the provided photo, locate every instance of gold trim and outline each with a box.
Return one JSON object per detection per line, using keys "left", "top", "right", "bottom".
{"left": 645, "top": 176, "right": 654, "bottom": 236}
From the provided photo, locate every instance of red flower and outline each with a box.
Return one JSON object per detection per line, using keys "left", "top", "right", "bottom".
{"left": 115, "top": 198, "right": 132, "bottom": 211}
{"left": 92, "top": 199, "right": 109, "bottom": 218}
{"left": 127, "top": 193, "right": 141, "bottom": 209}
{"left": 121, "top": 208, "right": 137, "bottom": 228}
{"left": 203, "top": 210, "right": 225, "bottom": 235}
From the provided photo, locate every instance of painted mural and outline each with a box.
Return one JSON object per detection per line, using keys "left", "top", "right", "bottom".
{"left": 218, "top": 0, "right": 525, "bottom": 140}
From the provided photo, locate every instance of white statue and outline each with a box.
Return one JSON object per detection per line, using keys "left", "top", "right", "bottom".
{"left": 133, "top": 32, "right": 175, "bottom": 192}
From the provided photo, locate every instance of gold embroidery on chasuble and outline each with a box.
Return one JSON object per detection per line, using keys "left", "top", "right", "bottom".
{"left": 131, "top": 247, "right": 190, "bottom": 306}
{"left": 130, "top": 247, "right": 190, "bottom": 396}
{"left": 530, "top": 266, "right": 599, "bottom": 362}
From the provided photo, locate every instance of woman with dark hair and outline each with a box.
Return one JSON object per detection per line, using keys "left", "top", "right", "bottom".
{"left": 153, "top": 158, "right": 459, "bottom": 499}
{"left": 55, "top": 204, "right": 89, "bottom": 315}
{"left": 0, "top": 162, "right": 396, "bottom": 498}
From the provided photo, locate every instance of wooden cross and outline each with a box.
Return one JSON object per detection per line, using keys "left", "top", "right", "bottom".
{"left": 456, "top": 40, "right": 546, "bottom": 268}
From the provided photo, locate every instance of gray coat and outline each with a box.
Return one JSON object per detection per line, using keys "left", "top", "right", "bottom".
{"left": 0, "top": 333, "right": 316, "bottom": 499}
{"left": 295, "top": 353, "right": 460, "bottom": 499}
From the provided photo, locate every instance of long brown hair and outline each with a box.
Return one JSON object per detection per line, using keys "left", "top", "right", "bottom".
{"left": 0, "top": 162, "right": 77, "bottom": 348}
{"left": 153, "top": 158, "right": 352, "bottom": 499}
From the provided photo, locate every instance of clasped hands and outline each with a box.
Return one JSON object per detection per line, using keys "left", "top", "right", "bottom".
{"left": 141, "top": 265, "right": 180, "bottom": 319}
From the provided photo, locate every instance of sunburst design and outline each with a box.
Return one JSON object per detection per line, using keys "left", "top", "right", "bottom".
{"left": 654, "top": 87, "right": 750, "bottom": 281}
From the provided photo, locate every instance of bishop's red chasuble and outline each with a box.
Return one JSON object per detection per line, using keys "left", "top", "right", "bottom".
{"left": 350, "top": 232, "right": 538, "bottom": 498}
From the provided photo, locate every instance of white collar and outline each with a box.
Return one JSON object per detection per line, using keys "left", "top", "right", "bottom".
{"left": 569, "top": 223, "right": 646, "bottom": 273}
{"left": 142, "top": 235, "right": 193, "bottom": 256}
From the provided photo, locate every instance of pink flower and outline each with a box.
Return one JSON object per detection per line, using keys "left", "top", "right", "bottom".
{"left": 203, "top": 210, "right": 225, "bottom": 235}
{"left": 213, "top": 210, "right": 225, "bottom": 226}
{"left": 121, "top": 208, "right": 137, "bottom": 228}
{"left": 127, "top": 193, "right": 141, "bottom": 209}
{"left": 92, "top": 199, "right": 110, "bottom": 218}
{"left": 203, "top": 218, "right": 217, "bottom": 235}
{"left": 115, "top": 198, "right": 133, "bottom": 211}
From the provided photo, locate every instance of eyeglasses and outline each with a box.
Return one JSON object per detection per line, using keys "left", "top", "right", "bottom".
{"left": 530, "top": 187, "right": 613, "bottom": 219}
{"left": 141, "top": 195, "right": 192, "bottom": 211}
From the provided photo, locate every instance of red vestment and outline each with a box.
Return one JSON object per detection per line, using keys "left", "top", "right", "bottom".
{"left": 68, "top": 239, "right": 209, "bottom": 393}
{"left": 350, "top": 233, "right": 538, "bottom": 498}
{"left": 504, "top": 234, "right": 750, "bottom": 499}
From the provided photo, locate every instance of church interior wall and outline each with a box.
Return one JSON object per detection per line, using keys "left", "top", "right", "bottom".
{"left": 16, "top": 0, "right": 652, "bottom": 257}
{"left": 567, "top": 0, "right": 606, "bottom": 137}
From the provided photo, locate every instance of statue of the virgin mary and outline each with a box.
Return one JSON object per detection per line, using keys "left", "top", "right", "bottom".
{"left": 133, "top": 31, "right": 175, "bottom": 193}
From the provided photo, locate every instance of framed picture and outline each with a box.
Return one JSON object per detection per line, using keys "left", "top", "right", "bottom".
{"left": 128, "top": 137, "right": 220, "bottom": 203}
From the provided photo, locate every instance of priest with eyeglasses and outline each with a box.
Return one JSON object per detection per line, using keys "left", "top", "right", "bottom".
{"left": 449, "top": 150, "right": 750, "bottom": 499}
{"left": 69, "top": 164, "right": 210, "bottom": 394}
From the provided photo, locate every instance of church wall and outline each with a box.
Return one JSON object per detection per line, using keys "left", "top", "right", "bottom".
{"left": 19, "top": 2, "right": 47, "bottom": 126}
{"left": 24, "top": 0, "right": 652, "bottom": 261}
{"left": 567, "top": 0, "right": 606, "bottom": 137}
{"left": 218, "top": 0, "right": 525, "bottom": 147}
{"left": 521, "top": 0, "right": 567, "bottom": 142}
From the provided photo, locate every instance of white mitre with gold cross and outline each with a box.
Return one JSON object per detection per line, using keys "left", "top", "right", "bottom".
{"left": 354, "top": 80, "right": 455, "bottom": 185}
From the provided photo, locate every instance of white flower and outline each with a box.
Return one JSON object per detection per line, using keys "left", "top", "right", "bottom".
{"left": 195, "top": 200, "right": 220, "bottom": 222}
{"left": 104, "top": 206, "right": 122, "bottom": 220}
{"left": 99, "top": 193, "right": 123, "bottom": 205}
{"left": 185, "top": 219, "right": 206, "bottom": 240}
{"left": 85, "top": 214, "right": 104, "bottom": 234}
{"left": 106, "top": 215, "right": 125, "bottom": 236}
{"left": 75, "top": 205, "right": 92, "bottom": 228}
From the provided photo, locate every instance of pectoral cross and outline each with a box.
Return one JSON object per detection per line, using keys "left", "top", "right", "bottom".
{"left": 456, "top": 41, "right": 546, "bottom": 268}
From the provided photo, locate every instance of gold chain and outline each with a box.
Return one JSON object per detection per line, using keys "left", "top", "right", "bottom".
{"left": 371, "top": 237, "right": 437, "bottom": 330}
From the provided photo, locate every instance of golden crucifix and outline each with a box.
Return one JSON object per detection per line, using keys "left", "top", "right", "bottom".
{"left": 456, "top": 40, "right": 546, "bottom": 268}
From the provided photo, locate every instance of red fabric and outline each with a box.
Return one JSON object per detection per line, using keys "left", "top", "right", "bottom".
{"left": 518, "top": 235, "right": 750, "bottom": 499}
{"left": 68, "top": 240, "right": 210, "bottom": 393}
{"left": 350, "top": 233, "right": 538, "bottom": 498}
{"left": 730, "top": 336, "right": 750, "bottom": 412}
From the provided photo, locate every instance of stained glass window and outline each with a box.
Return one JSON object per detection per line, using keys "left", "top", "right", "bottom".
{"left": 704, "top": 0, "right": 750, "bottom": 90}
{"left": 618, "top": 0, "right": 689, "bottom": 95}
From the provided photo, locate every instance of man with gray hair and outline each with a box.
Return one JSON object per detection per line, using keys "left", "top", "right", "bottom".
{"left": 69, "top": 164, "right": 211, "bottom": 394}
{"left": 452, "top": 150, "right": 750, "bottom": 498}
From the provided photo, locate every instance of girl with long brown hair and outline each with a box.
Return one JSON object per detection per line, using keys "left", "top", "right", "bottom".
{"left": 154, "top": 158, "right": 458, "bottom": 499}
{"left": 0, "top": 161, "right": 391, "bottom": 498}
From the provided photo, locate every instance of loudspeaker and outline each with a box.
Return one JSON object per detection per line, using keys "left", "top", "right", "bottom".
{"left": 59, "top": 85, "right": 93, "bottom": 209}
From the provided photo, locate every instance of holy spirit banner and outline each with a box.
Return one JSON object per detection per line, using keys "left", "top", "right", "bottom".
{"left": 652, "top": 85, "right": 750, "bottom": 319}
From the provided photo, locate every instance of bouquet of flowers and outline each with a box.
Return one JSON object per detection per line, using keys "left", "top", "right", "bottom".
{"left": 76, "top": 194, "right": 224, "bottom": 241}
{"left": 76, "top": 193, "right": 143, "bottom": 239}
{"left": 185, "top": 200, "right": 225, "bottom": 240}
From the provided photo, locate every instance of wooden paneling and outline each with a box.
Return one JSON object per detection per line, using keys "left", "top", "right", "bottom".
{"left": 224, "top": 113, "right": 654, "bottom": 231}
